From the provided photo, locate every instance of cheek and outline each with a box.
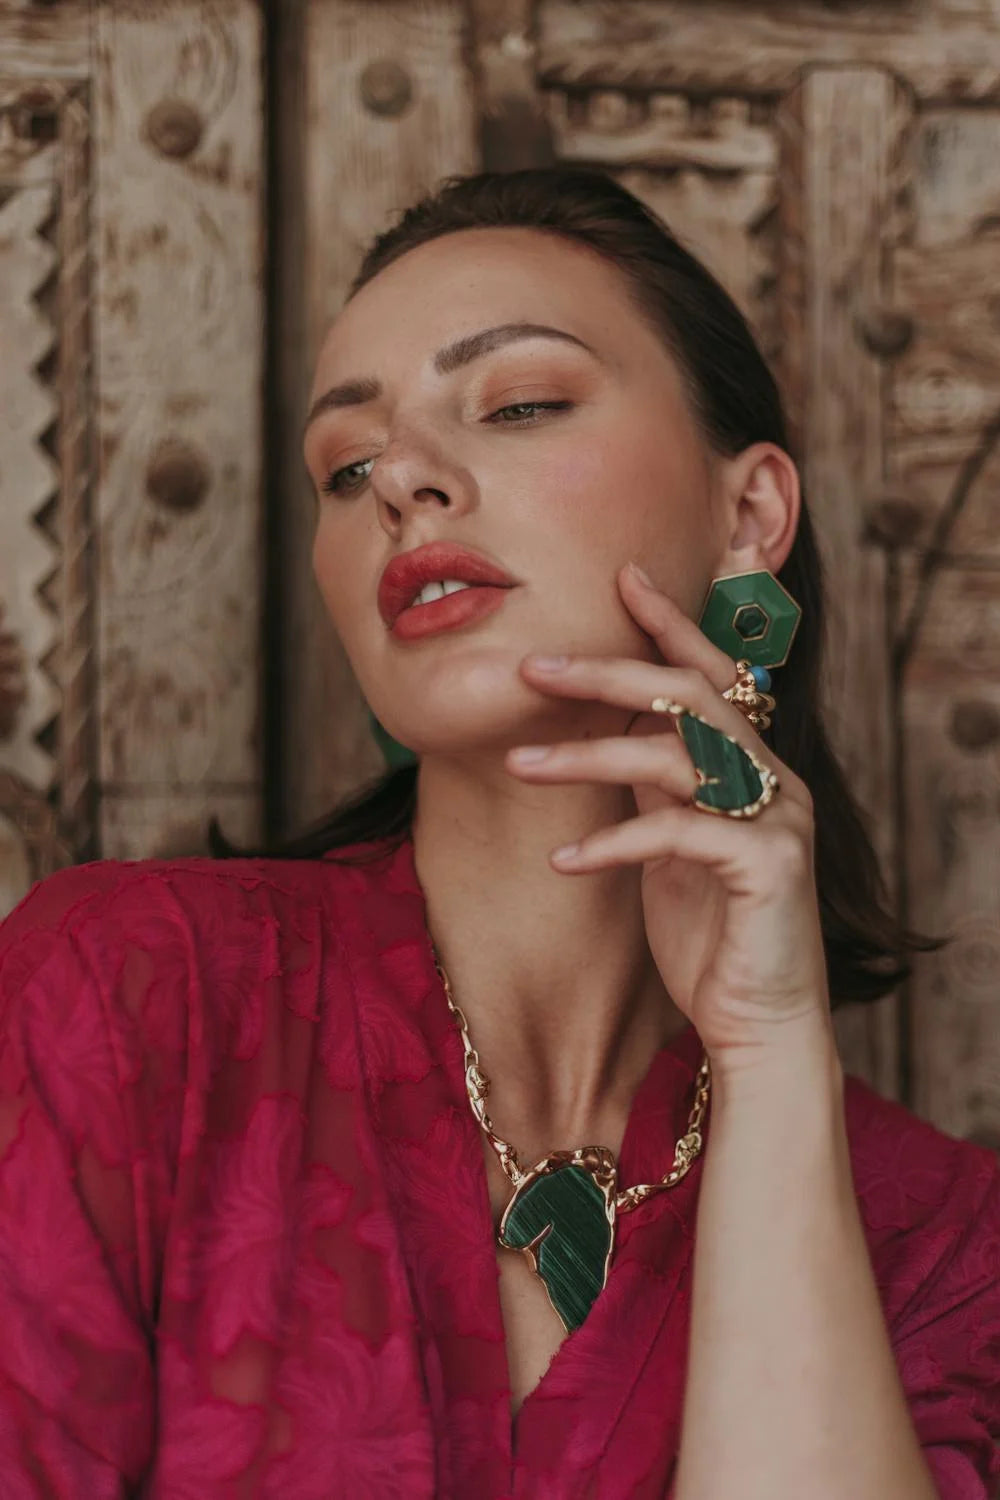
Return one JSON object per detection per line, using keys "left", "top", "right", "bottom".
{"left": 311, "top": 518, "right": 358, "bottom": 636}
{"left": 533, "top": 417, "right": 701, "bottom": 549}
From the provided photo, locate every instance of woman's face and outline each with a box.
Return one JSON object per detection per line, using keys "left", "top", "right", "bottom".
{"left": 304, "top": 226, "right": 724, "bottom": 758}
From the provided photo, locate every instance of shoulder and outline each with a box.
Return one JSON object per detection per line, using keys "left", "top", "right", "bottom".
{"left": 843, "top": 1070, "right": 1000, "bottom": 1330}
{"left": 0, "top": 850, "right": 384, "bottom": 962}
{"left": 0, "top": 841, "right": 412, "bottom": 1034}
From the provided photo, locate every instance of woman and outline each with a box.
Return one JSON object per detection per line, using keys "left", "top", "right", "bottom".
{"left": 0, "top": 168, "right": 996, "bottom": 1499}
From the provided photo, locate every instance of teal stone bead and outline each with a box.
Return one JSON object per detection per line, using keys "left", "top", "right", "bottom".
{"left": 750, "top": 665, "right": 772, "bottom": 692}
{"left": 499, "top": 1164, "right": 613, "bottom": 1332}
{"left": 676, "top": 710, "right": 768, "bottom": 812}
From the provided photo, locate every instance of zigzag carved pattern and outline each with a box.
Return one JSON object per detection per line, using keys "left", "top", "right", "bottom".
{"left": 51, "top": 88, "right": 95, "bottom": 854}
{"left": 0, "top": 81, "right": 95, "bottom": 863}
{"left": 0, "top": 176, "right": 61, "bottom": 794}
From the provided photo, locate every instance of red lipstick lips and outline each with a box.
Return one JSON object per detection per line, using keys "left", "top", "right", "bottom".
{"left": 378, "top": 542, "right": 518, "bottom": 639}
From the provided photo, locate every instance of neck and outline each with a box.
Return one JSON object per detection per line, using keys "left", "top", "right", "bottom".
{"left": 411, "top": 754, "right": 688, "bottom": 1151}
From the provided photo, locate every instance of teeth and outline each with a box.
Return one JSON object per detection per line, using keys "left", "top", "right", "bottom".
{"left": 413, "top": 578, "right": 473, "bottom": 607}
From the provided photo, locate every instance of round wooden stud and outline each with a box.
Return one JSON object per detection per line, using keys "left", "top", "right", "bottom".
{"left": 855, "top": 306, "right": 915, "bottom": 359}
{"left": 950, "top": 699, "right": 1000, "bottom": 751}
{"left": 359, "top": 60, "right": 413, "bottom": 117}
{"left": 862, "top": 495, "right": 926, "bottom": 548}
{"left": 144, "top": 99, "right": 204, "bottom": 160}
{"left": 145, "top": 439, "right": 211, "bottom": 513}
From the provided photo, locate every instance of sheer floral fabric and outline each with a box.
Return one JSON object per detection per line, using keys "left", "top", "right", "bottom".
{"left": 0, "top": 835, "right": 997, "bottom": 1498}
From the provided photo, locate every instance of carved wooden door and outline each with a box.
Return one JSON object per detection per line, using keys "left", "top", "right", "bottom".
{"left": 0, "top": 0, "right": 264, "bottom": 899}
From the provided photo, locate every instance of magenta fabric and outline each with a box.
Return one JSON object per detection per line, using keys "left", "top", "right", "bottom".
{"left": 0, "top": 834, "right": 997, "bottom": 1498}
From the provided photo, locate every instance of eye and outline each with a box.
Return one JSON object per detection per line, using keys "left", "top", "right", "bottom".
{"left": 486, "top": 399, "right": 574, "bottom": 425}
{"left": 320, "top": 457, "right": 373, "bottom": 497}
{"left": 319, "top": 400, "right": 573, "bottom": 497}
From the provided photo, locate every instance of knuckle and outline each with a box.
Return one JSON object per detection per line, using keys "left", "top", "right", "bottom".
{"left": 764, "top": 826, "right": 810, "bottom": 875}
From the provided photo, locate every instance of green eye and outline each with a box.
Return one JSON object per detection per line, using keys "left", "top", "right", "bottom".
{"left": 321, "top": 457, "right": 374, "bottom": 497}
{"left": 489, "top": 400, "right": 573, "bottom": 424}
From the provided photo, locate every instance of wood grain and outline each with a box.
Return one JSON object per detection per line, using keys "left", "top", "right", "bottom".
{"left": 468, "top": 0, "right": 556, "bottom": 168}
{"left": 777, "top": 69, "right": 912, "bottom": 1098}
{"left": 94, "top": 0, "right": 264, "bottom": 856}
{"left": 890, "top": 91, "right": 1000, "bottom": 1132}
{"left": 548, "top": 90, "right": 777, "bottom": 174}
{"left": 538, "top": 1, "right": 1000, "bottom": 103}
{"left": 0, "top": 1, "right": 90, "bottom": 80}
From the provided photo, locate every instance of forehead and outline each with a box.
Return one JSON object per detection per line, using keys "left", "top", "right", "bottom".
{"left": 311, "top": 227, "right": 642, "bottom": 391}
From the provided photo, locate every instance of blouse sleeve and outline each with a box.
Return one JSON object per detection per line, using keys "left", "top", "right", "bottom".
{"left": 0, "top": 865, "right": 178, "bottom": 1497}
{"left": 890, "top": 1149, "right": 1000, "bottom": 1498}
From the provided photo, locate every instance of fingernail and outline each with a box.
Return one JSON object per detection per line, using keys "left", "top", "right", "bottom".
{"left": 527, "top": 654, "right": 569, "bottom": 671}
{"left": 552, "top": 842, "right": 581, "bottom": 862}
{"left": 511, "top": 745, "right": 550, "bottom": 763}
{"left": 628, "top": 561, "right": 655, "bottom": 587}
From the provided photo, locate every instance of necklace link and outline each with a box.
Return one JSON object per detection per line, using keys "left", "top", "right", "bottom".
{"left": 434, "top": 953, "right": 711, "bottom": 1212}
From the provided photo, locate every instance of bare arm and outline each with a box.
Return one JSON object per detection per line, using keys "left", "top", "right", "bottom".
{"left": 673, "top": 1013, "right": 939, "bottom": 1500}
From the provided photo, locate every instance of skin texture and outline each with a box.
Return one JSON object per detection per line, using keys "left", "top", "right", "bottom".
{"left": 303, "top": 231, "right": 943, "bottom": 1494}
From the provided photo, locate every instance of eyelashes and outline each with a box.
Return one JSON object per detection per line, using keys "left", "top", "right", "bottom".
{"left": 319, "top": 400, "right": 574, "bottom": 497}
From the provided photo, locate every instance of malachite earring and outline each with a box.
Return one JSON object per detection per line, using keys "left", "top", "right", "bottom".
{"left": 697, "top": 569, "right": 802, "bottom": 677}
{"left": 368, "top": 709, "right": 418, "bottom": 770}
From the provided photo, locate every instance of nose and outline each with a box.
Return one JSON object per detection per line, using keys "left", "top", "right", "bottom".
{"left": 373, "top": 442, "right": 476, "bottom": 529}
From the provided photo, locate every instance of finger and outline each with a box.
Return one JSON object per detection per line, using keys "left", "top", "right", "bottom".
{"left": 520, "top": 655, "right": 769, "bottom": 764}
{"left": 519, "top": 654, "right": 814, "bottom": 812}
{"left": 618, "top": 563, "right": 741, "bottom": 693}
{"left": 507, "top": 730, "right": 700, "bottom": 799}
{"left": 549, "top": 802, "right": 811, "bottom": 886}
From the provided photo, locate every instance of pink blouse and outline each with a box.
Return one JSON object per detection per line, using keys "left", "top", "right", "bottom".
{"left": 0, "top": 834, "right": 997, "bottom": 1497}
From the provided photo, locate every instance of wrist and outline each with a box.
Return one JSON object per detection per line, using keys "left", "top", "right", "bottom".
{"left": 706, "top": 1006, "right": 843, "bottom": 1104}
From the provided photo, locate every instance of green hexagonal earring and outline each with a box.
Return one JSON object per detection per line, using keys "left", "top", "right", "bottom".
{"left": 697, "top": 569, "right": 802, "bottom": 672}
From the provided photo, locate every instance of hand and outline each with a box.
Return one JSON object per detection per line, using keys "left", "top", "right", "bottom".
{"left": 505, "top": 562, "right": 833, "bottom": 1070}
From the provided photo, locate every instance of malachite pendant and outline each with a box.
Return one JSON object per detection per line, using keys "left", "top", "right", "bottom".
{"left": 498, "top": 1146, "right": 617, "bottom": 1332}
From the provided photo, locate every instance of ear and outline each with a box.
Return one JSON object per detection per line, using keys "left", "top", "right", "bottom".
{"left": 713, "top": 442, "right": 801, "bottom": 577}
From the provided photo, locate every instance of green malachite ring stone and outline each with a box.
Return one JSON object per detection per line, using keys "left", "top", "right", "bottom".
{"left": 675, "top": 711, "right": 773, "bottom": 813}
{"left": 499, "top": 1155, "right": 616, "bottom": 1332}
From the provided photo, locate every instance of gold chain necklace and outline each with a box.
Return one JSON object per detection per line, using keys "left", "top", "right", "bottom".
{"left": 433, "top": 951, "right": 712, "bottom": 1333}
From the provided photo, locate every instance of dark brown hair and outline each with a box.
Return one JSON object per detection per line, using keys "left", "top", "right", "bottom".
{"left": 215, "top": 166, "right": 944, "bottom": 1008}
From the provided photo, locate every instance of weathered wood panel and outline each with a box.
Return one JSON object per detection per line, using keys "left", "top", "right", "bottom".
{"left": 0, "top": 76, "right": 90, "bottom": 908}
{"left": 0, "top": 171, "right": 60, "bottom": 797}
{"left": 892, "top": 96, "right": 1000, "bottom": 1139}
{"left": 776, "top": 69, "right": 912, "bottom": 1099}
{"left": 468, "top": 0, "right": 555, "bottom": 168}
{"left": 277, "top": 0, "right": 478, "bottom": 833}
{"left": 95, "top": 0, "right": 264, "bottom": 856}
{"left": 538, "top": 1, "right": 1000, "bottom": 103}
{"left": 0, "top": 1, "right": 90, "bottom": 80}
{"left": 543, "top": 84, "right": 781, "bottom": 356}
{"left": 548, "top": 90, "right": 777, "bottom": 173}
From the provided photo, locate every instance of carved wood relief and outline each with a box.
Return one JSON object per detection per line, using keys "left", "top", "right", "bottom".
{"left": 0, "top": 74, "right": 91, "bottom": 904}
{"left": 0, "top": 1, "right": 264, "bottom": 906}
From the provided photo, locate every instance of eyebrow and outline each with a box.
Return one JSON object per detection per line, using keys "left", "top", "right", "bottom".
{"left": 303, "top": 322, "right": 600, "bottom": 436}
